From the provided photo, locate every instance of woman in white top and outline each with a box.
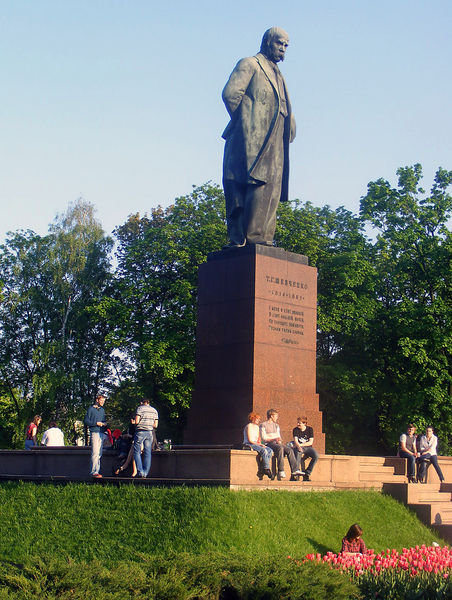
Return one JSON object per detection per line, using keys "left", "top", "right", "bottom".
{"left": 417, "top": 426, "right": 444, "bottom": 483}
{"left": 243, "top": 412, "right": 274, "bottom": 480}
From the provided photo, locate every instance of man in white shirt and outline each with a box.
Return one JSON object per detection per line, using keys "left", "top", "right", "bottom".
{"left": 417, "top": 426, "right": 445, "bottom": 483}
{"left": 133, "top": 399, "right": 159, "bottom": 478}
{"left": 41, "top": 421, "right": 65, "bottom": 446}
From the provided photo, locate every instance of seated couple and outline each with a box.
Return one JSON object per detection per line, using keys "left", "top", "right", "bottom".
{"left": 399, "top": 424, "right": 445, "bottom": 484}
{"left": 243, "top": 409, "right": 319, "bottom": 482}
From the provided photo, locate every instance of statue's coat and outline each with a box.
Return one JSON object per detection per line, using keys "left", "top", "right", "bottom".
{"left": 222, "top": 52, "right": 296, "bottom": 203}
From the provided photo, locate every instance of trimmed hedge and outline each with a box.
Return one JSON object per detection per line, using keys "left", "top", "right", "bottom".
{"left": 0, "top": 554, "right": 360, "bottom": 599}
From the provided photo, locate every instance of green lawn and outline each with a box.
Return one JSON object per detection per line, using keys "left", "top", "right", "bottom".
{"left": 0, "top": 482, "right": 445, "bottom": 563}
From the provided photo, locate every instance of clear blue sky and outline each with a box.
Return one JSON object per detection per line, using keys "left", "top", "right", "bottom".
{"left": 1, "top": 0, "right": 451, "bottom": 243}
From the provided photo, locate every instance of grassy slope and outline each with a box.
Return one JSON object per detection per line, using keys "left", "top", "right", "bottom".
{"left": 0, "top": 483, "right": 446, "bottom": 563}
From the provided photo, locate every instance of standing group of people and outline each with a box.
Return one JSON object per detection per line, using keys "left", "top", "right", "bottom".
{"left": 243, "top": 409, "right": 319, "bottom": 482}
{"left": 24, "top": 395, "right": 160, "bottom": 480}
{"left": 84, "top": 395, "right": 159, "bottom": 479}
{"left": 399, "top": 424, "right": 445, "bottom": 483}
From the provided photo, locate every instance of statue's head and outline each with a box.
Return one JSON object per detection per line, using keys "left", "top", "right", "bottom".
{"left": 260, "top": 27, "right": 289, "bottom": 63}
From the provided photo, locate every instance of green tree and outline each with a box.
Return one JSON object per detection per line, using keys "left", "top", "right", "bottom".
{"left": 0, "top": 200, "right": 114, "bottom": 445}
{"left": 360, "top": 165, "right": 452, "bottom": 451}
{"left": 100, "top": 183, "right": 227, "bottom": 440}
{"left": 276, "top": 200, "right": 378, "bottom": 453}
{"left": 276, "top": 165, "right": 451, "bottom": 454}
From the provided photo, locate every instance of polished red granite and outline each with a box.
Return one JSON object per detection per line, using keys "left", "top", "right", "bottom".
{"left": 184, "top": 245, "right": 324, "bottom": 451}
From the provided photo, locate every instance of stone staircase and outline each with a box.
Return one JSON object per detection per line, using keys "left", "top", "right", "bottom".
{"left": 351, "top": 457, "right": 452, "bottom": 543}
{"left": 358, "top": 457, "right": 405, "bottom": 484}
{"left": 383, "top": 482, "right": 452, "bottom": 543}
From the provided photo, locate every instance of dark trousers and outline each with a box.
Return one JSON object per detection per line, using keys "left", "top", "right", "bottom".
{"left": 417, "top": 454, "right": 444, "bottom": 482}
{"left": 265, "top": 442, "right": 297, "bottom": 473}
{"left": 294, "top": 447, "right": 319, "bottom": 475}
{"left": 223, "top": 180, "right": 281, "bottom": 246}
{"left": 399, "top": 450, "right": 417, "bottom": 478}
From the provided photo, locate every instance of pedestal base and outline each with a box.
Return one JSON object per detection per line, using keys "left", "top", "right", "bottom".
{"left": 184, "top": 245, "right": 324, "bottom": 451}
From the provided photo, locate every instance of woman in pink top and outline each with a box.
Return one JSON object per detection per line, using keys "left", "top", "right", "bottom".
{"left": 25, "top": 415, "right": 42, "bottom": 450}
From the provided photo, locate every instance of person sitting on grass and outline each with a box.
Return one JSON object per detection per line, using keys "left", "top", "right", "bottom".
{"left": 341, "top": 523, "right": 367, "bottom": 555}
{"left": 417, "top": 426, "right": 445, "bottom": 484}
{"left": 243, "top": 412, "right": 274, "bottom": 480}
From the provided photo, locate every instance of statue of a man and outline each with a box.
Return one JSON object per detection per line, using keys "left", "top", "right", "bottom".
{"left": 221, "top": 27, "right": 296, "bottom": 248}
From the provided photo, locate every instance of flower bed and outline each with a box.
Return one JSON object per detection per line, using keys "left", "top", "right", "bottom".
{"left": 297, "top": 545, "right": 452, "bottom": 599}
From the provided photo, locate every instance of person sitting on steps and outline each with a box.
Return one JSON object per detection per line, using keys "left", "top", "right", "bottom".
{"left": 260, "top": 408, "right": 301, "bottom": 481}
{"left": 292, "top": 416, "right": 318, "bottom": 482}
{"left": 398, "top": 423, "right": 419, "bottom": 483}
{"left": 417, "top": 426, "right": 445, "bottom": 484}
{"left": 243, "top": 412, "right": 274, "bottom": 480}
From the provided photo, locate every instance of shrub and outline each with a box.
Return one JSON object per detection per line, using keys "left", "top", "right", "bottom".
{"left": 0, "top": 554, "right": 361, "bottom": 599}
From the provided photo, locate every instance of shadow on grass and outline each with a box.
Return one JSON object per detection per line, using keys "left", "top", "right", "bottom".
{"left": 0, "top": 559, "right": 25, "bottom": 570}
{"left": 306, "top": 537, "right": 336, "bottom": 556}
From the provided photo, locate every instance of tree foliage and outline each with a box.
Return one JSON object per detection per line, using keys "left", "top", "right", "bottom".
{"left": 0, "top": 168, "right": 450, "bottom": 454}
{"left": 359, "top": 165, "right": 452, "bottom": 451}
{"left": 98, "top": 184, "right": 227, "bottom": 440}
{"left": 278, "top": 165, "right": 452, "bottom": 453}
{"left": 0, "top": 200, "right": 113, "bottom": 445}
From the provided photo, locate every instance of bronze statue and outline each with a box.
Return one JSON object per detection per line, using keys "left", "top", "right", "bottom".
{"left": 221, "top": 27, "right": 296, "bottom": 248}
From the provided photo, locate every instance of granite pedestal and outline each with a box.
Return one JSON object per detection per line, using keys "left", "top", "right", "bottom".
{"left": 184, "top": 245, "right": 324, "bottom": 450}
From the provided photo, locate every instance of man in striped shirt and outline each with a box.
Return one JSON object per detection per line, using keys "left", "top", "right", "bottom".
{"left": 133, "top": 399, "right": 159, "bottom": 478}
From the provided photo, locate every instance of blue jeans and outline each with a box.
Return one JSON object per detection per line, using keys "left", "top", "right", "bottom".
{"left": 417, "top": 454, "right": 444, "bottom": 482}
{"left": 134, "top": 430, "right": 153, "bottom": 477}
{"left": 399, "top": 450, "right": 416, "bottom": 478}
{"left": 90, "top": 430, "right": 104, "bottom": 475}
{"left": 294, "top": 446, "right": 319, "bottom": 475}
{"left": 247, "top": 444, "right": 273, "bottom": 470}
{"left": 25, "top": 440, "right": 35, "bottom": 450}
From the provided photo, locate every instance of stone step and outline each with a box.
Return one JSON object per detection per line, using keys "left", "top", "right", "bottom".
{"left": 232, "top": 481, "right": 385, "bottom": 492}
{"left": 360, "top": 458, "right": 386, "bottom": 466}
{"left": 383, "top": 457, "right": 408, "bottom": 476}
{"left": 382, "top": 482, "right": 450, "bottom": 504}
{"left": 432, "top": 524, "right": 452, "bottom": 544}
{"left": 334, "top": 481, "right": 385, "bottom": 490}
{"left": 358, "top": 457, "right": 407, "bottom": 483}
{"left": 411, "top": 490, "right": 452, "bottom": 504}
{"left": 409, "top": 502, "right": 452, "bottom": 525}
{"left": 359, "top": 467, "right": 406, "bottom": 483}
{"left": 359, "top": 464, "right": 395, "bottom": 473}
{"left": 359, "top": 471, "right": 404, "bottom": 482}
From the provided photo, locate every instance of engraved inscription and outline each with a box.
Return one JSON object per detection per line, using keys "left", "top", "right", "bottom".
{"left": 265, "top": 275, "right": 307, "bottom": 301}
{"left": 264, "top": 273, "right": 309, "bottom": 345}
{"left": 268, "top": 305, "right": 304, "bottom": 344}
